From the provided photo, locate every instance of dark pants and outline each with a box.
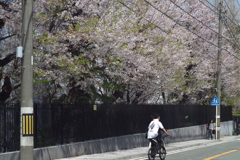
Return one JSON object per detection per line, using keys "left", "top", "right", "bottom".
{"left": 149, "top": 138, "right": 158, "bottom": 148}
{"left": 149, "top": 135, "right": 162, "bottom": 148}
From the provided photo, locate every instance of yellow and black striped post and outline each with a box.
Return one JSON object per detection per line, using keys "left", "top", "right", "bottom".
{"left": 93, "top": 105, "right": 97, "bottom": 111}
{"left": 22, "top": 114, "right": 34, "bottom": 136}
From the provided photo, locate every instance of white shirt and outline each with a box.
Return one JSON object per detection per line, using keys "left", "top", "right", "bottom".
{"left": 209, "top": 123, "right": 214, "bottom": 130}
{"left": 147, "top": 119, "right": 164, "bottom": 139}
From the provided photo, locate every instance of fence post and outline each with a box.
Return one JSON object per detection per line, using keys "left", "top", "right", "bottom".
{"left": 61, "top": 105, "right": 63, "bottom": 144}
{"left": 34, "top": 104, "right": 37, "bottom": 148}
{"left": 3, "top": 104, "right": 6, "bottom": 152}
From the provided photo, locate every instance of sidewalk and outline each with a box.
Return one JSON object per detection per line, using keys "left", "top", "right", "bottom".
{"left": 55, "top": 136, "right": 239, "bottom": 160}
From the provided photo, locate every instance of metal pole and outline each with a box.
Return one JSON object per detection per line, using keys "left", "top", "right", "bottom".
{"left": 216, "top": 0, "right": 223, "bottom": 139}
{"left": 20, "top": 0, "right": 34, "bottom": 159}
{"left": 215, "top": 105, "right": 217, "bottom": 139}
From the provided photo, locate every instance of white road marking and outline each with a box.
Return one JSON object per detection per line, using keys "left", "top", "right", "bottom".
{"left": 129, "top": 139, "right": 240, "bottom": 160}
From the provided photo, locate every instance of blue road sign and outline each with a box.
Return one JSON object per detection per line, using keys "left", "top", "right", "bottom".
{"left": 210, "top": 96, "right": 220, "bottom": 106}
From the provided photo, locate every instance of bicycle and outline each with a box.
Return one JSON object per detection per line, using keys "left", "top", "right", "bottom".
{"left": 147, "top": 133, "right": 167, "bottom": 160}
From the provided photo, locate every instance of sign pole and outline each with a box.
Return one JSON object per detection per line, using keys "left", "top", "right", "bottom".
{"left": 215, "top": 105, "right": 217, "bottom": 139}
{"left": 210, "top": 96, "right": 220, "bottom": 139}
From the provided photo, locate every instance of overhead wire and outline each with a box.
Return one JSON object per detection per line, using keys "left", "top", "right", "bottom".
{"left": 203, "top": 0, "right": 219, "bottom": 12}
{"left": 219, "top": 1, "right": 240, "bottom": 60}
{"left": 118, "top": 0, "right": 226, "bottom": 60}
{"left": 198, "top": 0, "right": 240, "bottom": 53}
{"left": 223, "top": 0, "right": 240, "bottom": 26}
{"left": 181, "top": 0, "right": 240, "bottom": 52}
{"left": 117, "top": 0, "right": 237, "bottom": 77}
{"left": 143, "top": 0, "right": 238, "bottom": 77}
{"left": 223, "top": 0, "right": 238, "bottom": 21}
{"left": 222, "top": 15, "right": 240, "bottom": 53}
{"left": 200, "top": 0, "right": 240, "bottom": 28}
{"left": 116, "top": 0, "right": 223, "bottom": 83}
{"left": 169, "top": 0, "right": 218, "bottom": 34}
{"left": 169, "top": 0, "right": 240, "bottom": 57}
{"left": 237, "top": 0, "right": 240, "bottom": 8}
{"left": 199, "top": 0, "right": 240, "bottom": 56}
{"left": 178, "top": 2, "right": 237, "bottom": 78}
{"left": 183, "top": 1, "right": 238, "bottom": 76}
{"left": 116, "top": 0, "right": 168, "bottom": 34}
{"left": 143, "top": 0, "right": 240, "bottom": 61}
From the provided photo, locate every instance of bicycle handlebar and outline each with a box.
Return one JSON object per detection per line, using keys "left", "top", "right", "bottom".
{"left": 161, "top": 133, "right": 170, "bottom": 140}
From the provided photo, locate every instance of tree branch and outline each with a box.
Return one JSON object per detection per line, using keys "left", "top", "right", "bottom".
{"left": 0, "top": 34, "right": 16, "bottom": 41}
{"left": 0, "top": 53, "right": 16, "bottom": 67}
{"left": 0, "top": 76, "right": 12, "bottom": 102}
{"left": 0, "top": 2, "right": 10, "bottom": 11}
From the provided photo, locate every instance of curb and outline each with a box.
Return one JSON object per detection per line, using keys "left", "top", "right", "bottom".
{"left": 113, "top": 140, "right": 222, "bottom": 160}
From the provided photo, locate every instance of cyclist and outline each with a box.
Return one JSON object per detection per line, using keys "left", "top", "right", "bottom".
{"left": 147, "top": 113, "right": 169, "bottom": 148}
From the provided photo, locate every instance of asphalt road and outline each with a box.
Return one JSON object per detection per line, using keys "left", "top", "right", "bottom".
{"left": 129, "top": 138, "right": 240, "bottom": 160}
{"left": 166, "top": 139, "right": 240, "bottom": 160}
{"left": 56, "top": 136, "right": 240, "bottom": 160}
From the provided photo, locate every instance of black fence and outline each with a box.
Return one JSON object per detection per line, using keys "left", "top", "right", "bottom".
{"left": 0, "top": 103, "right": 20, "bottom": 153}
{"left": 0, "top": 103, "right": 232, "bottom": 153}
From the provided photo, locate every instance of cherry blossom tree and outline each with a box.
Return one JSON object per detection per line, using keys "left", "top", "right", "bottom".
{"left": 0, "top": 0, "right": 21, "bottom": 102}
{"left": 0, "top": 0, "right": 239, "bottom": 108}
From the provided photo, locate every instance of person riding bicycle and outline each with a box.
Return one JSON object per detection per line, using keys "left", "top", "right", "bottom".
{"left": 237, "top": 124, "right": 240, "bottom": 135}
{"left": 147, "top": 113, "right": 169, "bottom": 148}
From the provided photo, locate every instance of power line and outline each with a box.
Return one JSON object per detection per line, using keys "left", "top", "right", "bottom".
{"left": 118, "top": 0, "right": 236, "bottom": 79}
{"left": 199, "top": 0, "right": 240, "bottom": 52}
{"left": 119, "top": 0, "right": 239, "bottom": 59}
{"left": 169, "top": 0, "right": 220, "bottom": 40}
{"left": 176, "top": 0, "right": 238, "bottom": 77}
{"left": 200, "top": 0, "right": 240, "bottom": 28}
{"left": 143, "top": 0, "right": 240, "bottom": 61}
{"left": 222, "top": 17, "right": 240, "bottom": 52}
{"left": 237, "top": 0, "right": 240, "bottom": 8}
{"left": 194, "top": 0, "right": 240, "bottom": 52}
{"left": 117, "top": 0, "right": 219, "bottom": 82}
{"left": 223, "top": 0, "right": 237, "bottom": 20}
{"left": 223, "top": 0, "right": 240, "bottom": 26}
{"left": 220, "top": 1, "right": 240, "bottom": 56}
{"left": 116, "top": 0, "right": 168, "bottom": 34}
{"left": 204, "top": 0, "right": 219, "bottom": 12}
{"left": 198, "top": 0, "right": 240, "bottom": 50}
{"left": 118, "top": 0, "right": 239, "bottom": 76}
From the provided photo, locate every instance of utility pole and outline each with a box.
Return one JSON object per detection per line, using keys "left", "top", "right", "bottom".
{"left": 216, "top": 0, "right": 223, "bottom": 140}
{"left": 20, "top": 0, "right": 34, "bottom": 160}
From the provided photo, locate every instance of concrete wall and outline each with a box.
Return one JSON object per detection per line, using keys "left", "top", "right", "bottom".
{"left": 220, "top": 120, "right": 233, "bottom": 136}
{"left": 0, "top": 121, "right": 233, "bottom": 160}
{"left": 166, "top": 120, "right": 233, "bottom": 144}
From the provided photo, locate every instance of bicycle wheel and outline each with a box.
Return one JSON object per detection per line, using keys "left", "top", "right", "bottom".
{"left": 158, "top": 146, "right": 166, "bottom": 160}
{"left": 160, "top": 139, "right": 165, "bottom": 148}
{"left": 148, "top": 148, "right": 156, "bottom": 160}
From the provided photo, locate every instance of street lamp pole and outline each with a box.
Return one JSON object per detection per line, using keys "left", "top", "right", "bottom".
{"left": 20, "top": 0, "right": 34, "bottom": 160}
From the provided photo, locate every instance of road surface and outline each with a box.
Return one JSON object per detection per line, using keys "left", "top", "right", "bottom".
{"left": 130, "top": 138, "right": 240, "bottom": 160}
